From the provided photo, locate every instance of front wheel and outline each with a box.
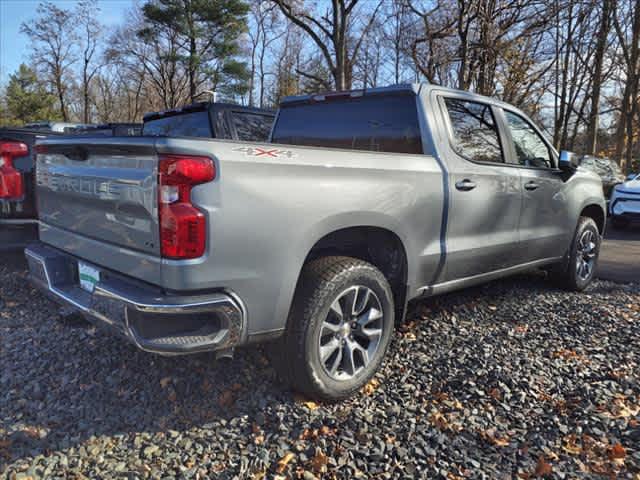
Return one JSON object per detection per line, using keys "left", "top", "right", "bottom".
{"left": 272, "top": 256, "right": 395, "bottom": 401}
{"left": 551, "top": 216, "right": 601, "bottom": 291}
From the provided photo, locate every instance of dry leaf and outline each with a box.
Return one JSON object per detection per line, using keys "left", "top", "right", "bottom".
{"left": 561, "top": 435, "right": 582, "bottom": 455}
{"left": 534, "top": 456, "right": 552, "bottom": 477}
{"left": 251, "top": 470, "right": 266, "bottom": 480}
{"left": 489, "top": 388, "right": 502, "bottom": 400}
{"left": 363, "top": 378, "right": 380, "bottom": 395}
{"left": 294, "top": 394, "right": 320, "bottom": 410}
{"left": 608, "top": 443, "right": 626, "bottom": 460}
{"left": 276, "top": 452, "right": 295, "bottom": 474}
{"left": 22, "top": 427, "right": 40, "bottom": 439}
{"left": 159, "top": 376, "right": 172, "bottom": 388}
{"left": 218, "top": 390, "right": 234, "bottom": 408}
{"left": 481, "top": 430, "right": 510, "bottom": 447}
{"left": 310, "top": 448, "right": 329, "bottom": 474}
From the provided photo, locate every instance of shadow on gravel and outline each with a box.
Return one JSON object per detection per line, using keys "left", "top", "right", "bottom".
{"left": 2, "top": 256, "right": 639, "bottom": 478}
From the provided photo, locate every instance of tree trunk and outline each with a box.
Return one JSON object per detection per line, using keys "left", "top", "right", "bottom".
{"left": 586, "top": 0, "right": 612, "bottom": 155}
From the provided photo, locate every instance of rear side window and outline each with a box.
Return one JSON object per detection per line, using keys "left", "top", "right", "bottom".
{"left": 444, "top": 98, "right": 503, "bottom": 163}
{"left": 272, "top": 94, "right": 423, "bottom": 154}
{"left": 143, "top": 111, "right": 212, "bottom": 138}
{"left": 231, "top": 112, "right": 273, "bottom": 141}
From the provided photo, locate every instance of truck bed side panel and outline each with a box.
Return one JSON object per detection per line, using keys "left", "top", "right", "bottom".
{"left": 155, "top": 138, "right": 445, "bottom": 336}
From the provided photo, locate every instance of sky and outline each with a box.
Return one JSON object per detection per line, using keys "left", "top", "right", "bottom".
{"left": 0, "top": 0, "right": 134, "bottom": 84}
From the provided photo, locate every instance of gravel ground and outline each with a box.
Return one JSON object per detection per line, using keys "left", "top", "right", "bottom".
{"left": 1, "top": 254, "right": 639, "bottom": 479}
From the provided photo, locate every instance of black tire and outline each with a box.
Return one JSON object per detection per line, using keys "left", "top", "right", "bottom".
{"left": 611, "top": 217, "right": 629, "bottom": 230}
{"left": 271, "top": 256, "right": 395, "bottom": 401}
{"left": 551, "top": 216, "right": 601, "bottom": 291}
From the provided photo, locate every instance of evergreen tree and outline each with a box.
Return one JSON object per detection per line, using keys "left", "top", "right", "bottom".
{"left": 140, "top": 0, "right": 250, "bottom": 102}
{"left": 3, "top": 64, "right": 60, "bottom": 125}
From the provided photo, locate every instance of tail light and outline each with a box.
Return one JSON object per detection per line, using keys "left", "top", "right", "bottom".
{"left": 0, "top": 141, "right": 28, "bottom": 199}
{"left": 158, "top": 154, "right": 215, "bottom": 259}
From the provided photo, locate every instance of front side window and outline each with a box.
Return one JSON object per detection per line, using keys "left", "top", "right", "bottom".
{"left": 444, "top": 98, "right": 503, "bottom": 164}
{"left": 504, "top": 111, "right": 553, "bottom": 168}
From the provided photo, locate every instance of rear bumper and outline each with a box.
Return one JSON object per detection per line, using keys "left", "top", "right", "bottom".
{"left": 25, "top": 242, "right": 245, "bottom": 355}
{"left": 0, "top": 219, "right": 37, "bottom": 250}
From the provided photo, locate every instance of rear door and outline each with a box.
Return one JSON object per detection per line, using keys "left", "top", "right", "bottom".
{"left": 436, "top": 94, "right": 522, "bottom": 281}
{"left": 499, "top": 109, "right": 571, "bottom": 262}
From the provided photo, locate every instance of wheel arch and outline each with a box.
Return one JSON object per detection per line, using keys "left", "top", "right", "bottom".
{"left": 580, "top": 203, "right": 606, "bottom": 234}
{"left": 296, "top": 225, "right": 411, "bottom": 324}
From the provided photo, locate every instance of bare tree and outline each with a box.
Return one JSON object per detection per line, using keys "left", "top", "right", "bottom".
{"left": 613, "top": 0, "right": 640, "bottom": 173}
{"left": 21, "top": 2, "right": 78, "bottom": 121}
{"left": 273, "top": 0, "right": 383, "bottom": 90}
{"left": 248, "top": 2, "right": 285, "bottom": 107}
{"left": 76, "top": 0, "right": 103, "bottom": 123}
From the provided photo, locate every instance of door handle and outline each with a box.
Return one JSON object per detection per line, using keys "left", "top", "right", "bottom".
{"left": 524, "top": 181, "right": 540, "bottom": 191}
{"left": 455, "top": 179, "right": 477, "bottom": 191}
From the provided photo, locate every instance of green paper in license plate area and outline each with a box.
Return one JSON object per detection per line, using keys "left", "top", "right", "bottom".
{"left": 78, "top": 261, "right": 100, "bottom": 293}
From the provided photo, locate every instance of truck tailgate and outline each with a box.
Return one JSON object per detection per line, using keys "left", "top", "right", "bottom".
{"left": 36, "top": 138, "right": 160, "bottom": 257}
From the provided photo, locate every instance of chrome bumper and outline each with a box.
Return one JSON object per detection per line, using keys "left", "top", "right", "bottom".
{"left": 25, "top": 243, "right": 245, "bottom": 355}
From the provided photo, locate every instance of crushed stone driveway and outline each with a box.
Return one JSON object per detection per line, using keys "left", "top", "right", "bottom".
{"left": 597, "top": 220, "right": 640, "bottom": 283}
{"left": 1, "top": 253, "right": 639, "bottom": 479}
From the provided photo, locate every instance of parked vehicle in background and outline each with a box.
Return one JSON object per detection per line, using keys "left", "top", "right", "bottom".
{"left": 24, "top": 122, "right": 88, "bottom": 133}
{"left": 610, "top": 173, "right": 640, "bottom": 228}
{"left": 65, "top": 123, "right": 142, "bottom": 136}
{"left": 0, "top": 123, "right": 140, "bottom": 250}
{"left": 26, "top": 84, "right": 605, "bottom": 401}
{"left": 579, "top": 155, "right": 626, "bottom": 198}
{"left": 142, "top": 102, "right": 275, "bottom": 141}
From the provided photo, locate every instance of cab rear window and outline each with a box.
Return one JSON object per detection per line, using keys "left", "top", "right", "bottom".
{"left": 143, "top": 111, "right": 212, "bottom": 138}
{"left": 272, "top": 94, "right": 423, "bottom": 154}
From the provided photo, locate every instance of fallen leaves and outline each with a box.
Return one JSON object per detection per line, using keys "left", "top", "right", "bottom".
{"left": 480, "top": 429, "right": 510, "bottom": 447}
{"left": 597, "top": 395, "right": 640, "bottom": 419}
{"left": 276, "top": 452, "right": 295, "bottom": 474}
{"left": 534, "top": 456, "right": 552, "bottom": 477}
{"left": 217, "top": 390, "right": 234, "bottom": 408}
{"left": 429, "top": 410, "right": 463, "bottom": 433}
{"left": 300, "top": 425, "right": 335, "bottom": 441}
{"left": 293, "top": 394, "right": 320, "bottom": 410}
{"left": 310, "top": 448, "right": 329, "bottom": 474}
{"left": 159, "top": 376, "right": 172, "bottom": 389}
{"left": 561, "top": 434, "right": 582, "bottom": 455}
{"left": 608, "top": 443, "right": 626, "bottom": 463}
{"left": 551, "top": 349, "right": 589, "bottom": 363}
{"left": 362, "top": 378, "right": 379, "bottom": 395}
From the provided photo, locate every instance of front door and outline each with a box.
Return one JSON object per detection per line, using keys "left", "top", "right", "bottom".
{"left": 500, "top": 109, "right": 571, "bottom": 262}
{"left": 437, "top": 96, "right": 522, "bottom": 281}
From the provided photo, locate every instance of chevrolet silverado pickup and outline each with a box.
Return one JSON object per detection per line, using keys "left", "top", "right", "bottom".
{"left": 26, "top": 84, "right": 606, "bottom": 401}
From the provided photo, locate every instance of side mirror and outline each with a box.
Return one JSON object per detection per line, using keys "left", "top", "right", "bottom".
{"left": 559, "top": 150, "right": 578, "bottom": 171}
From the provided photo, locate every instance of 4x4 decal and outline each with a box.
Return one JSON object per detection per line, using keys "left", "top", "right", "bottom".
{"left": 232, "top": 146, "right": 298, "bottom": 159}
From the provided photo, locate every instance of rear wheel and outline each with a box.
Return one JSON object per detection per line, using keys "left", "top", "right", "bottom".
{"left": 272, "top": 256, "right": 395, "bottom": 401}
{"left": 551, "top": 216, "right": 601, "bottom": 291}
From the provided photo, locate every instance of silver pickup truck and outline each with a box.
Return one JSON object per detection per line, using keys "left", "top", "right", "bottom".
{"left": 26, "top": 84, "right": 606, "bottom": 401}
